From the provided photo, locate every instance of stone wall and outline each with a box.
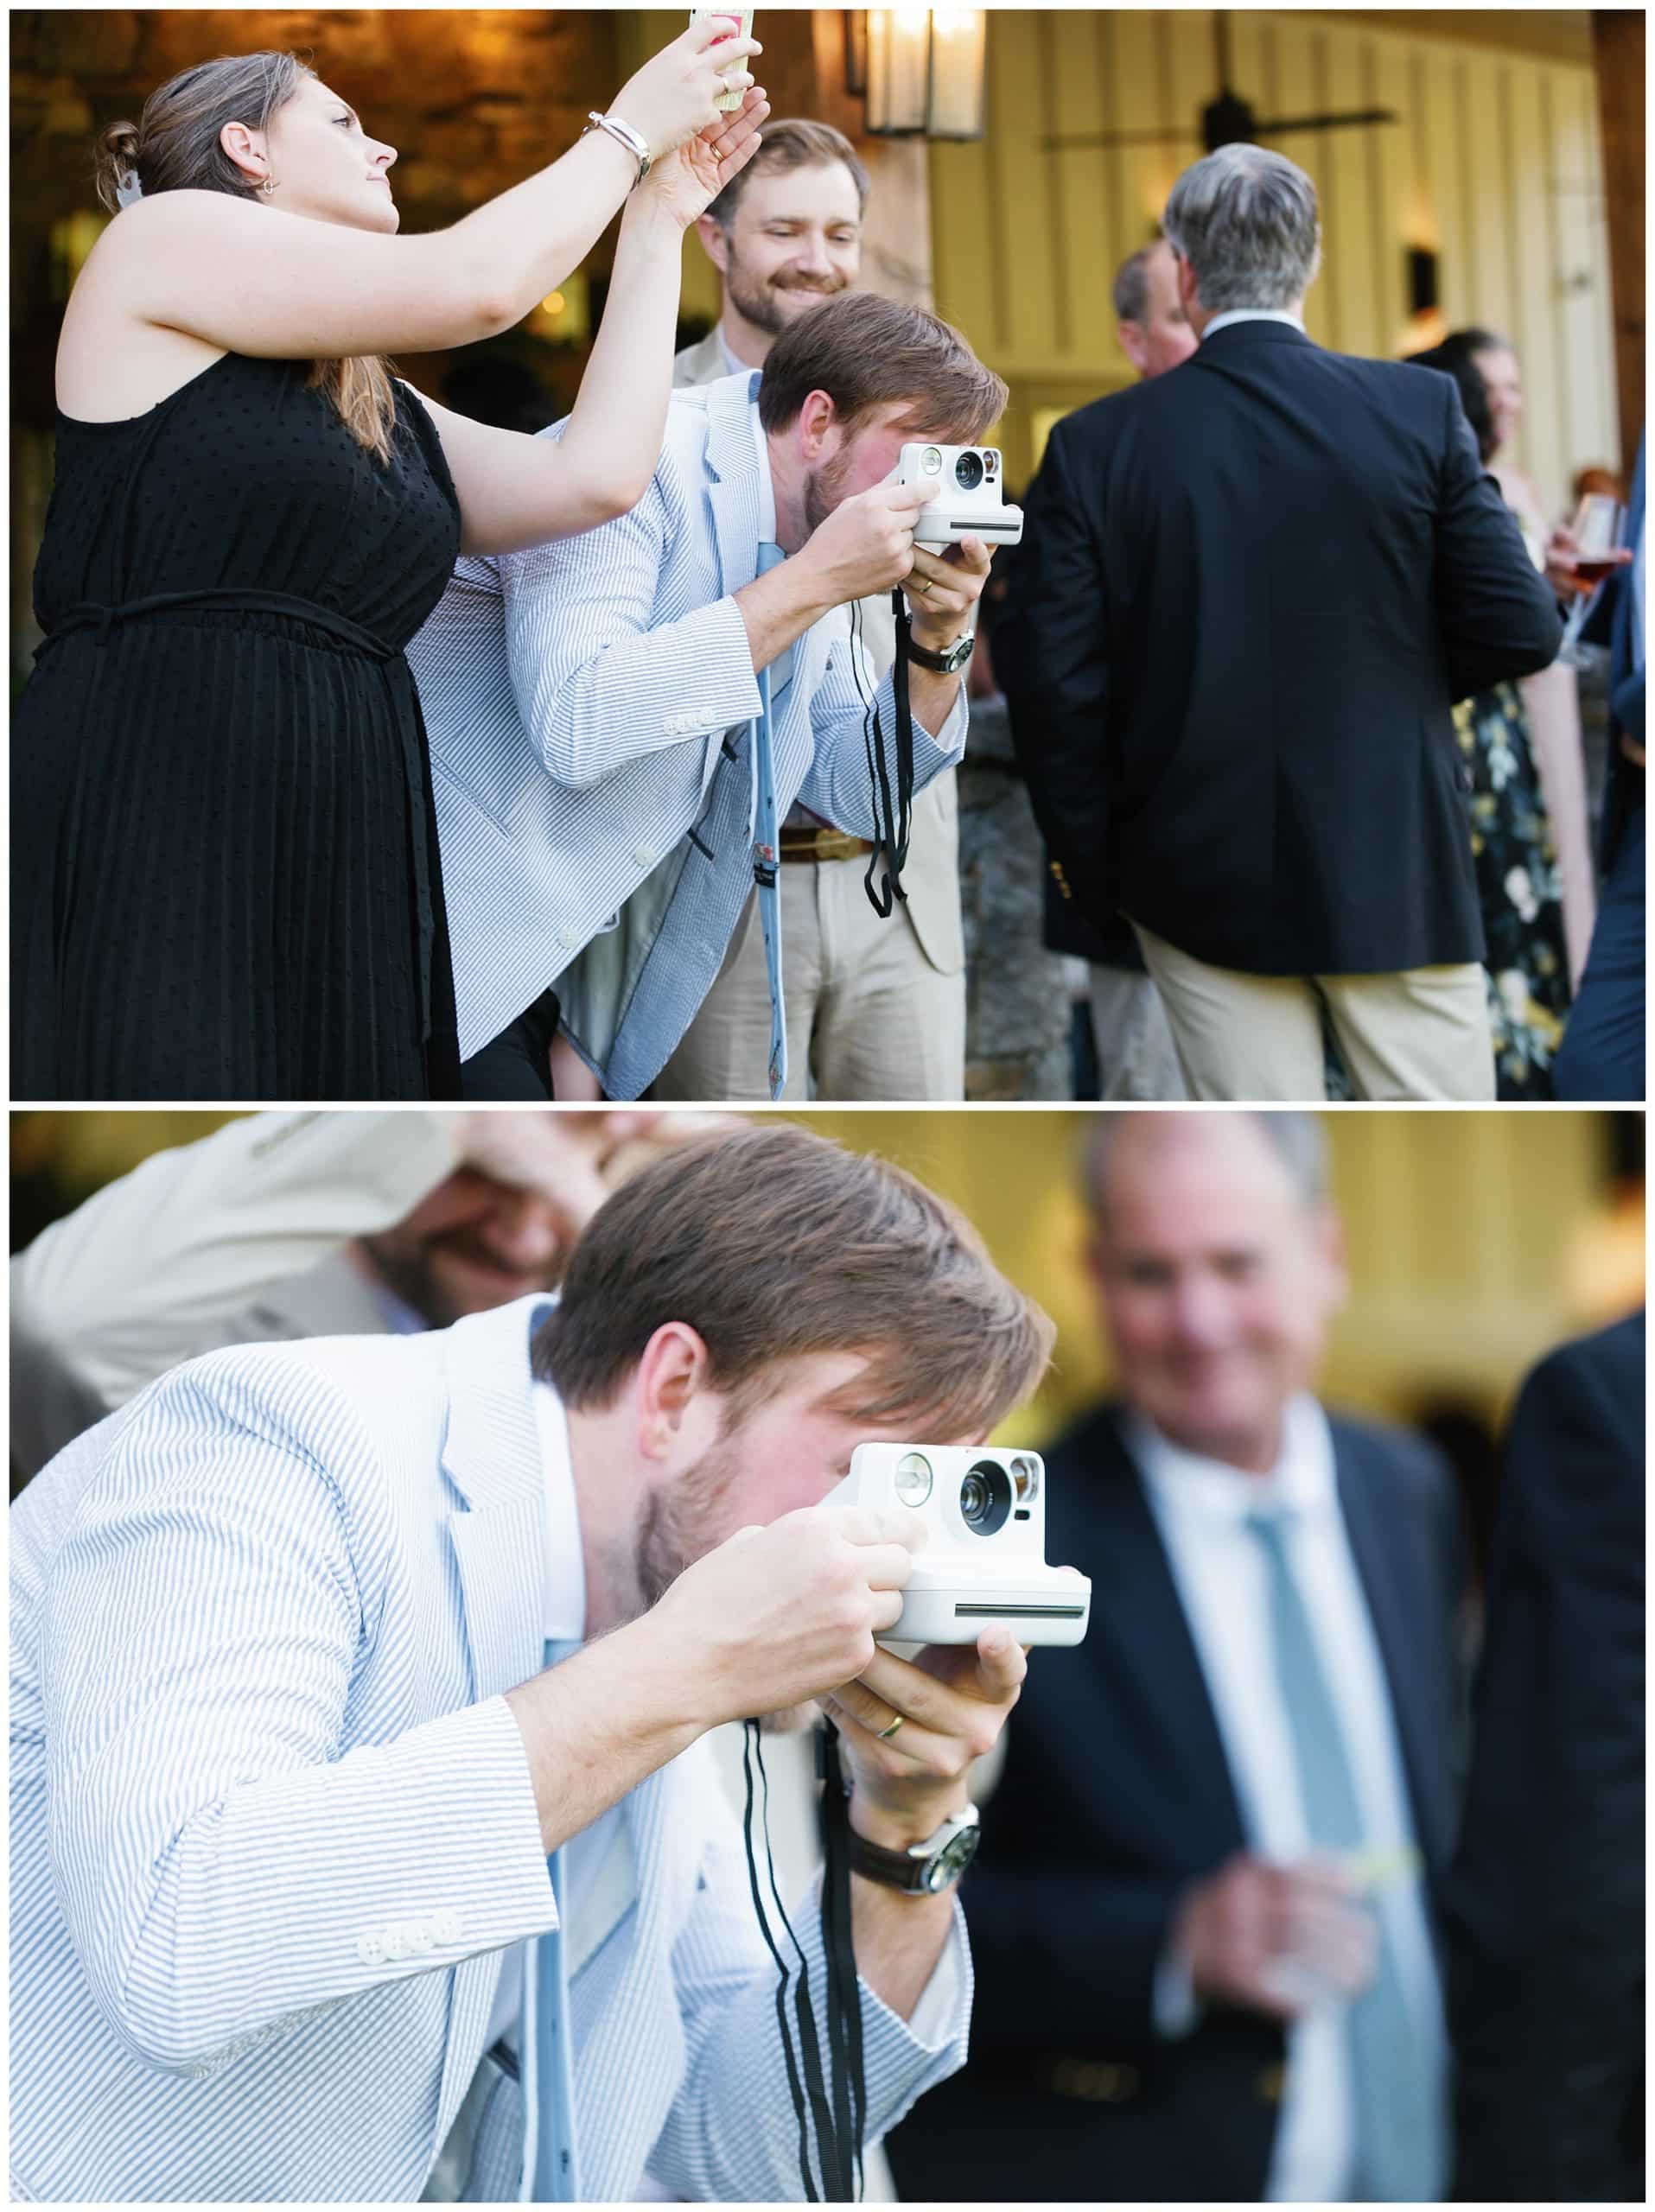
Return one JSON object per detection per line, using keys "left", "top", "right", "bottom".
{"left": 958, "top": 696, "right": 1073, "bottom": 1100}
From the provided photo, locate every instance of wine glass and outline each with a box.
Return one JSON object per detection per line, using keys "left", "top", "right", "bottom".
{"left": 1557, "top": 493, "right": 1626, "bottom": 665}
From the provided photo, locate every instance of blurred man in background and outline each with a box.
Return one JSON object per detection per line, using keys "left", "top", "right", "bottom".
{"left": 1447, "top": 1307, "right": 1645, "bottom": 2201}
{"left": 1112, "top": 238, "right": 1197, "bottom": 381}
{"left": 10, "top": 1110, "right": 710, "bottom": 1486}
{"left": 887, "top": 1110, "right": 1466, "bottom": 2202}
{"left": 1041, "top": 238, "right": 1196, "bottom": 1103}
{"left": 658, "top": 118, "right": 966, "bottom": 1103}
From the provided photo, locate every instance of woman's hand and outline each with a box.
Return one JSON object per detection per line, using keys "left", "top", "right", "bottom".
{"left": 610, "top": 16, "right": 764, "bottom": 159}
{"left": 633, "top": 88, "right": 769, "bottom": 232}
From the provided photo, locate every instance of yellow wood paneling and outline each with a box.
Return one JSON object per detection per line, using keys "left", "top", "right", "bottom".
{"left": 929, "top": 10, "right": 1617, "bottom": 507}
{"left": 12, "top": 1109, "right": 1638, "bottom": 1457}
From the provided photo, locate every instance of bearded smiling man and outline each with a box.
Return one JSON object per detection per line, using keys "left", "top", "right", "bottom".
{"left": 675, "top": 115, "right": 863, "bottom": 373}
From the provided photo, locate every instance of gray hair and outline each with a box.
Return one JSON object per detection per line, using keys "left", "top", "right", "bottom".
{"left": 1111, "top": 242, "right": 1155, "bottom": 325}
{"left": 1080, "top": 1111, "right": 1330, "bottom": 1227}
{"left": 1162, "top": 143, "right": 1321, "bottom": 314}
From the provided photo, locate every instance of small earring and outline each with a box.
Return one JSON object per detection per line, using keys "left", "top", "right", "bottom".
{"left": 260, "top": 175, "right": 277, "bottom": 195}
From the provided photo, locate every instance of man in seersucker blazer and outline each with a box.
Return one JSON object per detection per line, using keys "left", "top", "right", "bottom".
{"left": 10, "top": 1122, "right": 1051, "bottom": 2202}
{"left": 653, "top": 119, "right": 968, "bottom": 1105}
{"left": 411, "top": 290, "right": 1003, "bottom": 1102}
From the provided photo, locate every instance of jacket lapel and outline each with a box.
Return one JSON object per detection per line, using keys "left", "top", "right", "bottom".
{"left": 1332, "top": 1428, "right": 1448, "bottom": 1880}
{"left": 430, "top": 1295, "right": 557, "bottom": 2156}
{"left": 1082, "top": 1410, "right": 1249, "bottom": 1847}
{"left": 704, "top": 372, "right": 766, "bottom": 601}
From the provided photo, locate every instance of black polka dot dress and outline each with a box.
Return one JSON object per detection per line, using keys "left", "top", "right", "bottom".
{"left": 13, "top": 352, "right": 464, "bottom": 1099}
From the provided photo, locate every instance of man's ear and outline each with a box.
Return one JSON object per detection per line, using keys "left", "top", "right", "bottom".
{"left": 794, "top": 389, "right": 839, "bottom": 462}
{"left": 1117, "top": 321, "right": 1149, "bottom": 376}
{"left": 696, "top": 213, "right": 731, "bottom": 275}
{"left": 632, "top": 1321, "right": 715, "bottom": 1461}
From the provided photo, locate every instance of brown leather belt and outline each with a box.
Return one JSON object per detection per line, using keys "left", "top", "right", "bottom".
{"left": 778, "top": 827, "right": 876, "bottom": 864}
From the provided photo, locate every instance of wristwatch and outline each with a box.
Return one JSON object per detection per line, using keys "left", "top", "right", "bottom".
{"left": 847, "top": 1804, "right": 981, "bottom": 1895}
{"left": 902, "top": 627, "right": 976, "bottom": 677}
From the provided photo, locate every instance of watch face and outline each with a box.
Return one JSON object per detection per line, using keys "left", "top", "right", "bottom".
{"left": 923, "top": 1825, "right": 981, "bottom": 1891}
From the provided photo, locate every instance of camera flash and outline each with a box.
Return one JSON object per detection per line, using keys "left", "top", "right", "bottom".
{"left": 1009, "top": 1454, "right": 1041, "bottom": 1504}
{"left": 921, "top": 448, "right": 943, "bottom": 475}
{"left": 894, "top": 1452, "right": 934, "bottom": 1505}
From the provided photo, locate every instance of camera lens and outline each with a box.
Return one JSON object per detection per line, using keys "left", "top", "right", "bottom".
{"left": 958, "top": 1458, "right": 1013, "bottom": 1536}
{"left": 954, "top": 450, "right": 985, "bottom": 492}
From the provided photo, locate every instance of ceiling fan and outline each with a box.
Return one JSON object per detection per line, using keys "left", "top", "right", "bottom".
{"left": 1041, "top": 12, "right": 1397, "bottom": 158}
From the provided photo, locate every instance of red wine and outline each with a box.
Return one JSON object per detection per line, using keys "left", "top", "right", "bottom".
{"left": 1572, "top": 556, "right": 1621, "bottom": 587}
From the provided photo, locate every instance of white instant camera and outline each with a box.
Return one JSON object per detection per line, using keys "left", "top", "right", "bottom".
{"left": 824, "top": 1444, "right": 1091, "bottom": 1648}
{"left": 896, "top": 442, "right": 1025, "bottom": 554}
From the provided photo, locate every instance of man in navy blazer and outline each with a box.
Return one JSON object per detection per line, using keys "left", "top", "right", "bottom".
{"left": 1446, "top": 1308, "right": 1645, "bottom": 2200}
{"left": 411, "top": 292, "right": 1003, "bottom": 1100}
{"left": 886, "top": 1111, "right": 1467, "bottom": 2202}
{"left": 997, "top": 146, "right": 1563, "bottom": 1102}
{"left": 1555, "top": 436, "right": 1645, "bottom": 1101}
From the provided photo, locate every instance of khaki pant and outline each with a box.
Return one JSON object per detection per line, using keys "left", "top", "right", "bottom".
{"left": 1133, "top": 924, "right": 1496, "bottom": 1101}
{"left": 655, "top": 860, "right": 965, "bottom": 1102}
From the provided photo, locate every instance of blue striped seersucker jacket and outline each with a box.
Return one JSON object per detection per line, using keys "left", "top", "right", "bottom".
{"left": 10, "top": 1295, "right": 971, "bottom": 2202}
{"left": 408, "top": 372, "right": 968, "bottom": 1090}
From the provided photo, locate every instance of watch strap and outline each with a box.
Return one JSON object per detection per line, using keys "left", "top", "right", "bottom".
{"left": 902, "top": 628, "right": 975, "bottom": 675}
{"left": 847, "top": 1809, "right": 979, "bottom": 1894}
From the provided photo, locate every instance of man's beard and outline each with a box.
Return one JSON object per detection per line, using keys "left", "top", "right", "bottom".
{"left": 726, "top": 255, "right": 846, "bottom": 340}
{"left": 632, "top": 1435, "right": 742, "bottom": 1615}
{"left": 802, "top": 441, "right": 858, "bottom": 537}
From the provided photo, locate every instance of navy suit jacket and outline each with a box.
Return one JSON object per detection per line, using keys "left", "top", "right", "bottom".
{"left": 1582, "top": 439, "right": 1645, "bottom": 868}
{"left": 1446, "top": 1312, "right": 1645, "bottom": 2202}
{"left": 886, "top": 1398, "right": 1467, "bottom": 2204}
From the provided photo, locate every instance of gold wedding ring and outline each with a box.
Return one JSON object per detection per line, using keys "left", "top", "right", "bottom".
{"left": 877, "top": 1713, "right": 906, "bottom": 1741}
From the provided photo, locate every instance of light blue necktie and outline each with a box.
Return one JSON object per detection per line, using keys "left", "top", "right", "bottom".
{"left": 753, "top": 542, "right": 792, "bottom": 1101}
{"left": 1244, "top": 1510, "right": 1444, "bottom": 2202}
{"left": 522, "top": 1642, "right": 580, "bottom": 2203}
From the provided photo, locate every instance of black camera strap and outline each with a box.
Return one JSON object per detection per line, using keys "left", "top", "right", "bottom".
{"left": 739, "top": 1718, "right": 866, "bottom": 2202}
{"left": 856, "top": 592, "right": 916, "bottom": 920}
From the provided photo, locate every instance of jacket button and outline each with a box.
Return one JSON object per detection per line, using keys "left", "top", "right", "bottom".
{"left": 383, "top": 1924, "right": 411, "bottom": 1961}
{"left": 1257, "top": 2063, "right": 1286, "bottom": 2104}
{"left": 408, "top": 1920, "right": 434, "bottom": 1955}
{"left": 357, "top": 1933, "right": 386, "bottom": 1967}
{"left": 432, "top": 1910, "right": 463, "bottom": 1944}
{"left": 559, "top": 925, "right": 578, "bottom": 950}
{"left": 634, "top": 844, "right": 656, "bottom": 868}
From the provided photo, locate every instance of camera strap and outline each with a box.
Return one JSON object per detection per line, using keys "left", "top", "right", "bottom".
{"left": 858, "top": 591, "right": 916, "bottom": 919}
{"left": 739, "top": 1718, "right": 865, "bottom": 2202}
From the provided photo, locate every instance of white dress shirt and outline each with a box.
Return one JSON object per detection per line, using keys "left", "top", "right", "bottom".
{"left": 1131, "top": 1398, "right": 1447, "bottom": 2203}
{"left": 1200, "top": 308, "right": 1308, "bottom": 340}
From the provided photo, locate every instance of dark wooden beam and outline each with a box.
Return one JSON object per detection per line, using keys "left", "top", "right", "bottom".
{"left": 1591, "top": 9, "right": 1644, "bottom": 480}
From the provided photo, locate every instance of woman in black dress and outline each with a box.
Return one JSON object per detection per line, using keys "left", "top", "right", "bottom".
{"left": 15, "top": 29, "right": 767, "bottom": 1100}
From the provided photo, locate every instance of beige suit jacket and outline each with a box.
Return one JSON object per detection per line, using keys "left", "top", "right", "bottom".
{"left": 672, "top": 330, "right": 964, "bottom": 973}
{"left": 10, "top": 1112, "right": 461, "bottom": 1482}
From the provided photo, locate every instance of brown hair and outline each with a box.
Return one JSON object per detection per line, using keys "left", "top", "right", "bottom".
{"left": 758, "top": 291, "right": 1006, "bottom": 443}
{"left": 533, "top": 1122, "right": 1053, "bottom": 1439}
{"left": 93, "top": 52, "right": 396, "bottom": 463}
{"left": 703, "top": 116, "right": 871, "bottom": 231}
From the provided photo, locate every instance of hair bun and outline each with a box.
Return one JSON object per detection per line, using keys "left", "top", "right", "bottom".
{"left": 94, "top": 118, "right": 143, "bottom": 213}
